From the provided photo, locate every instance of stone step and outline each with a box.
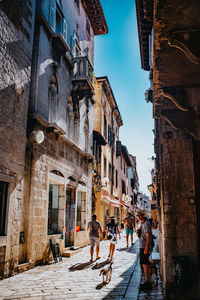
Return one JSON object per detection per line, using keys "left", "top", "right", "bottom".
{"left": 62, "top": 247, "right": 82, "bottom": 257}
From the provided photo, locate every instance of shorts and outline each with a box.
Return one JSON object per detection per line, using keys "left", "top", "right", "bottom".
{"left": 90, "top": 236, "right": 100, "bottom": 247}
{"left": 140, "top": 248, "right": 150, "bottom": 265}
{"left": 109, "top": 233, "right": 117, "bottom": 245}
{"left": 126, "top": 229, "right": 134, "bottom": 235}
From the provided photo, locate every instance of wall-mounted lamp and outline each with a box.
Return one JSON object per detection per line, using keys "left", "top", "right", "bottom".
{"left": 30, "top": 130, "right": 45, "bottom": 150}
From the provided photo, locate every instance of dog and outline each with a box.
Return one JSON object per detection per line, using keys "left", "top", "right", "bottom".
{"left": 99, "top": 262, "right": 113, "bottom": 283}
{"left": 149, "top": 260, "right": 158, "bottom": 283}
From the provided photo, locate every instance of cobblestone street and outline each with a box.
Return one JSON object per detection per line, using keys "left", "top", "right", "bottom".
{"left": 0, "top": 233, "right": 140, "bottom": 300}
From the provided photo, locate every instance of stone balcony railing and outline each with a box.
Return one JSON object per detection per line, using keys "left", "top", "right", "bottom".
{"left": 72, "top": 56, "right": 94, "bottom": 91}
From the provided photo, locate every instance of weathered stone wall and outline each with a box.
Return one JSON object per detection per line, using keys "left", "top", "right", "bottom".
{"left": 0, "top": 0, "right": 35, "bottom": 278}
{"left": 155, "top": 116, "right": 198, "bottom": 296}
{"left": 24, "top": 124, "right": 92, "bottom": 262}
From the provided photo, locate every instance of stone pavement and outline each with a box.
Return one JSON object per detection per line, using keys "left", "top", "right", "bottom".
{"left": 0, "top": 233, "right": 139, "bottom": 300}
{"left": 0, "top": 231, "right": 164, "bottom": 300}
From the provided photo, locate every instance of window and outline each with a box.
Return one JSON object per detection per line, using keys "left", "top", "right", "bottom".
{"left": 104, "top": 158, "right": 107, "bottom": 177}
{"left": 76, "top": 192, "right": 86, "bottom": 230}
{"left": 108, "top": 125, "right": 111, "bottom": 146}
{"left": 48, "top": 184, "right": 59, "bottom": 234}
{"left": 112, "top": 167, "right": 114, "bottom": 185}
{"left": 0, "top": 181, "right": 8, "bottom": 236}
{"left": 74, "top": 0, "right": 79, "bottom": 9}
{"left": 86, "top": 18, "right": 90, "bottom": 36}
{"left": 115, "top": 170, "right": 118, "bottom": 188}
{"left": 49, "top": 74, "right": 58, "bottom": 123}
{"left": 122, "top": 180, "right": 126, "bottom": 194}
{"left": 66, "top": 96, "right": 73, "bottom": 139}
{"left": 112, "top": 132, "right": 115, "bottom": 151}
{"left": 104, "top": 116, "right": 107, "bottom": 139}
{"left": 116, "top": 140, "right": 121, "bottom": 157}
{"left": 109, "top": 163, "right": 112, "bottom": 180}
{"left": 49, "top": 0, "right": 68, "bottom": 43}
{"left": 72, "top": 26, "right": 81, "bottom": 57}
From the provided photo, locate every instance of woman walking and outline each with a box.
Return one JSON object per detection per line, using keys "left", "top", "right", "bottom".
{"left": 105, "top": 216, "right": 121, "bottom": 261}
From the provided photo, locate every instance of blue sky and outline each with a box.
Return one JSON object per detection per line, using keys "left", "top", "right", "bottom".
{"left": 94, "top": 0, "right": 154, "bottom": 195}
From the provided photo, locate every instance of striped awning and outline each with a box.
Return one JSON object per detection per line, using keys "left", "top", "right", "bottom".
{"left": 119, "top": 199, "right": 129, "bottom": 209}
{"left": 101, "top": 190, "right": 119, "bottom": 207}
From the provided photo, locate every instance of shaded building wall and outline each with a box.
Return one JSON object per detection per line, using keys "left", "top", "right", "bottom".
{"left": 0, "top": 0, "right": 36, "bottom": 278}
{"left": 152, "top": 0, "right": 200, "bottom": 297}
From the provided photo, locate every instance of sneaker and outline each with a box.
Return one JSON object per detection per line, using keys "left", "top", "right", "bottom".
{"left": 139, "top": 281, "right": 152, "bottom": 290}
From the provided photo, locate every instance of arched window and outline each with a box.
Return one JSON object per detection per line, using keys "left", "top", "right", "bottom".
{"left": 49, "top": 74, "right": 59, "bottom": 123}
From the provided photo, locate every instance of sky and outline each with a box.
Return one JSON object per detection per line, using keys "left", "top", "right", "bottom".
{"left": 94, "top": 0, "right": 154, "bottom": 196}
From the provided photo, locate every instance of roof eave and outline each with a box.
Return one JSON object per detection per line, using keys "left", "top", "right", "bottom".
{"left": 81, "top": 0, "right": 108, "bottom": 36}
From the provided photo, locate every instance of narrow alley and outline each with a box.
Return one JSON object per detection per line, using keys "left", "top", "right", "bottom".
{"left": 0, "top": 232, "right": 163, "bottom": 300}
{"left": 0, "top": 233, "right": 139, "bottom": 299}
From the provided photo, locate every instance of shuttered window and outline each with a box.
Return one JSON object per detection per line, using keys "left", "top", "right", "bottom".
{"left": 49, "top": 0, "right": 68, "bottom": 43}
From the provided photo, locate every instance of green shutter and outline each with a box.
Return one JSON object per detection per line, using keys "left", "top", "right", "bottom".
{"left": 49, "top": 0, "right": 56, "bottom": 31}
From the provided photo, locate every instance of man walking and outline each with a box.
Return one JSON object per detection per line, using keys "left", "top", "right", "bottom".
{"left": 123, "top": 212, "right": 135, "bottom": 247}
{"left": 87, "top": 214, "right": 103, "bottom": 262}
{"left": 136, "top": 210, "right": 153, "bottom": 290}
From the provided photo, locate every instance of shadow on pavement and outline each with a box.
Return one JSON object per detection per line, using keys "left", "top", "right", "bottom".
{"left": 92, "top": 259, "right": 110, "bottom": 270}
{"left": 116, "top": 247, "right": 129, "bottom": 252}
{"left": 68, "top": 261, "right": 93, "bottom": 271}
{"left": 96, "top": 282, "right": 108, "bottom": 290}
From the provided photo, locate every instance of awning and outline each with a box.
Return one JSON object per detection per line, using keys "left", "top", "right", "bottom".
{"left": 101, "top": 190, "right": 119, "bottom": 207}
{"left": 120, "top": 199, "right": 129, "bottom": 209}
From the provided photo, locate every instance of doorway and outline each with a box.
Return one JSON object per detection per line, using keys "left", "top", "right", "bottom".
{"left": 65, "top": 187, "right": 75, "bottom": 247}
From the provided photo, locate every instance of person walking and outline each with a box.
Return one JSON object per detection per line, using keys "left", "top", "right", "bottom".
{"left": 123, "top": 212, "right": 135, "bottom": 247}
{"left": 136, "top": 209, "right": 153, "bottom": 290}
{"left": 105, "top": 216, "right": 121, "bottom": 262}
{"left": 87, "top": 214, "right": 103, "bottom": 262}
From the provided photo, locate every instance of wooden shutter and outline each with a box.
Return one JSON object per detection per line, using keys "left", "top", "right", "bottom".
{"left": 49, "top": 0, "right": 56, "bottom": 31}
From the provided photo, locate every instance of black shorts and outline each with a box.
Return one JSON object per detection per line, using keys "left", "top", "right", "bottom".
{"left": 140, "top": 248, "right": 150, "bottom": 265}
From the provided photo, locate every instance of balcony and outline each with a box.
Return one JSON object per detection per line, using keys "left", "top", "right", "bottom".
{"left": 72, "top": 56, "right": 94, "bottom": 92}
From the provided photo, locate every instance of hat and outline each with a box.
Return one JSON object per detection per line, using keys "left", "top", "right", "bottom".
{"left": 136, "top": 209, "right": 147, "bottom": 217}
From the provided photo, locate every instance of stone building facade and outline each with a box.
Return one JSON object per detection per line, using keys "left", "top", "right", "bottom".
{"left": 25, "top": 0, "right": 108, "bottom": 265}
{"left": 0, "top": 0, "right": 108, "bottom": 278}
{"left": 136, "top": 0, "right": 200, "bottom": 298}
{"left": 0, "top": 0, "right": 36, "bottom": 278}
{"left": 92, "top": 76, "right": 123, "bottom": 231}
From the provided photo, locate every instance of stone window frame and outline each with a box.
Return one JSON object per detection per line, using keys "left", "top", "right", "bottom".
{"left": 76, "top": 190, "right": 86, "bottom": 231}
{"left": 48, "top": 171, "right": 65, "bottom": 237}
